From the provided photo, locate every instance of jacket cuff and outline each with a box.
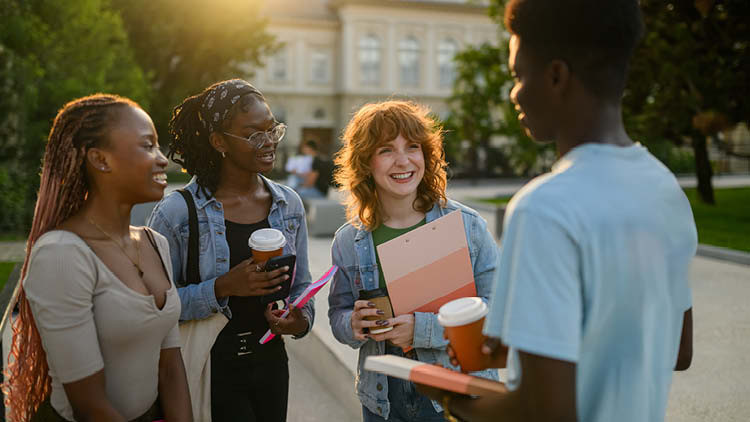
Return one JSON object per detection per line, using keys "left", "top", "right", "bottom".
{"left": 292, "top": 304, "right": 314, "bottom": 339}
{"left": 412, "top": 311, "right": 448, "bottom": 349}
{"left": 338, "top": 309, "right": 367, "bottom": 349}
{"left": 203, "top": 277, "right": 230, "bottom": 317}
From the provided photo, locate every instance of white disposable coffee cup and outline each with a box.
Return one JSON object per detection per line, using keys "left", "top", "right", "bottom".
{"left": 438, "top": 297, "right": 489, "bottom": 372}
{"left": 248, "top": 228, "right": 287, "bottom": 262}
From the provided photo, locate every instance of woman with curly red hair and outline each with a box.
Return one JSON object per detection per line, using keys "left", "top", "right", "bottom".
{"left": 327, "top": 100, "right": 500, "bottom": 421}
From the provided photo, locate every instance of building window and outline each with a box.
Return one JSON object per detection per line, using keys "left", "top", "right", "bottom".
{"left": 270, "top": 47, "right": 288, "bottom": 82}
{"left": 399, "top": 36, "right": 420, "bottom": 87}
{"left": 438, "top": 38, "right": 459, "bottom": 88}
{"left": 310, "top": 49, "right": 330, "bottom": 84}
{"left": 313, "top": 107, "right": 326, "bottom": 120}
{"left": 273, "top": 106, "right": 287, "bottom": 124}
{"left": 359, "top": 34, "right": 381, "bottom": 86}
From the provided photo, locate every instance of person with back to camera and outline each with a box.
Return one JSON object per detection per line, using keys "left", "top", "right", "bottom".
{"left": 4, "top": 94, "right": 191, "bottom": 422}
{"left": 418, "top": 1, "right": 696, "bottom": 421}
{"left": 327, "top": 100, "right": 500, "bottom": 421}
{"left": 146, "top": 79, "right": 314, "bottom": 422}
{"left": 296, "top": 140, "right": 334, "bottom": 200}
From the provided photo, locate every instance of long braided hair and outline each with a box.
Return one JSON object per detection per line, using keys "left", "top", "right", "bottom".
{"left": 2, "top": 94, "right": 139, "bottom": 421}
{"left": 168, "top": 80, "right": 265, "bottom": 198}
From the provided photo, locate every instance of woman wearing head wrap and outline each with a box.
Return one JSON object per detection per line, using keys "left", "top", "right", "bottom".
{"left": 147, "top": 79, "right": 314, "bottom": 421}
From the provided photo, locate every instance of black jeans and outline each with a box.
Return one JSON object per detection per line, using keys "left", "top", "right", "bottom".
{"left": 210, "top": 348, "right": 290, "bottom": 422}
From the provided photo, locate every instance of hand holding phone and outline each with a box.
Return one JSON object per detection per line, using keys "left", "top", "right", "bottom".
{"left": 260, "top": 254, "right": 296, "bottom": 304}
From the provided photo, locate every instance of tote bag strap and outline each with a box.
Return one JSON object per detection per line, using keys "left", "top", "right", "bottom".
{"left": 177, "top": 189, "right": 200, "bottom": 285}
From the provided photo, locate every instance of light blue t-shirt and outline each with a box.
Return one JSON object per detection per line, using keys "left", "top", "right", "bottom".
{"left": 484, "top": 143, "right": 697, "bottom": 421}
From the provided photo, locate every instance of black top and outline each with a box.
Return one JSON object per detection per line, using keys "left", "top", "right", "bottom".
{"left": 312, "top": 156, "right": 334, "bottom": 196}
{"left": 211, "top": 218, "right": 284, "bottom": 362}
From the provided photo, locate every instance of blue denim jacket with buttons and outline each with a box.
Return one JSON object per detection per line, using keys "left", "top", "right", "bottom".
{"left": 146, "top": 176, "right": 314, "bottom": 336}
{"left": 328, "top": 199, "right": 499, "bottom": 418}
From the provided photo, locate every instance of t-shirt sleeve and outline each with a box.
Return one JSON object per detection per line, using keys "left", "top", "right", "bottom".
{"left": 161, "top": 323, "right": 182, "bottom": 349}
{"left": 484, "top": 208, "right": 582, "bottom": 363}
{"left": 24, "top": 241, "right": 105, "bottom": 383}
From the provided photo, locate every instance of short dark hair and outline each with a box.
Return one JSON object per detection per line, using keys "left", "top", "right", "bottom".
{"left": 304, "top": 140, "right": 318, "bottom": 151}
{"left": 504, "top": 0, "right": 644, "bottom": 100}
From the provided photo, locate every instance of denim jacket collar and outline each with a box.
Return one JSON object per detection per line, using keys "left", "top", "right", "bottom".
{"left": 352, "top": 201, "right": 446, "bottom": 240}
{"left": 184, "top": 174, "right": 288, "bottom": 210}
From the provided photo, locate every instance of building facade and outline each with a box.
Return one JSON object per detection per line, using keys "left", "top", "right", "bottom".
{"left": 253, "top": 0, "right": 497, "bottom": 160}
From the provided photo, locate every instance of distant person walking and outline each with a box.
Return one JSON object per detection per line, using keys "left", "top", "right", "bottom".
{"left": 327, "top": 100, "right": 500, "bottom": 422}
{"left": 420, "top": 1, "right": 696, "bottom": 421}
{"left": 296, "top": 140, "right": 334, "bottom": 200}
{"left": 147, "top": 79, "right": 314, "bottom": 422}
{"left": 5, "top": 94, "right": 191, "bottom": 421}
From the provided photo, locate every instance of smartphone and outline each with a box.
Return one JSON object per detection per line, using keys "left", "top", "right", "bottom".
{"left": 260, "top": 254, "right": 296, "bottom": 305}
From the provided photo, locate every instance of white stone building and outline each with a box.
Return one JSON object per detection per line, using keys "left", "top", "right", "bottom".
{"left": 252, "top": 0, "right": 497, "bottom": 158}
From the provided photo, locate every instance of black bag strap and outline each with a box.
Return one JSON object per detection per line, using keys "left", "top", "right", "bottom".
{"left": 177, "top": 189, "right": 201, "bottom": 285}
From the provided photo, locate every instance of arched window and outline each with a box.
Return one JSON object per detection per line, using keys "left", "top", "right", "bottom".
{"left": 399, "top": 36, "right": 420, "bottom": 87}
{"left": 438, "top": 38, "right": 459, "bottom": 88}
{"left": 359, "top": 34, "right": 382, "bottom": 86}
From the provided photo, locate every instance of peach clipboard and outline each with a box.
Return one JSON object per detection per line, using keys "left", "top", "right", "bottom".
{"left": 364, "top": 355, "right": 506, "bottom": 396}
{"left": 377, "top": 211, "right": 476, "bottom": 316}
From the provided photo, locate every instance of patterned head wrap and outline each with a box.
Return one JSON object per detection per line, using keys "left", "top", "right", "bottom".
{"left": 200, "top": 79, "right": 264, "bottom": 133}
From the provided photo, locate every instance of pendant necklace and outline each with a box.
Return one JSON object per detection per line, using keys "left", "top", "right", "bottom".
{"left": 87, "top": 217, "right": 143, "bottom": 278}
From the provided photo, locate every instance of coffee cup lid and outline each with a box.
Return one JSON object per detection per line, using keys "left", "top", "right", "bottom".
{"left": 248, "top": 228, "right": 286, "bottom": 251}
{"left": 437, "top": 297, "right": 488, "bottom": 327}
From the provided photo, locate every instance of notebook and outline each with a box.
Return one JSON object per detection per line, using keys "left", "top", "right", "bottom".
{"left": 377, "top": 210, "right": 476, "bottom": 316}
{"left": 364, "top": 355, "right": 506, "bottom": 396}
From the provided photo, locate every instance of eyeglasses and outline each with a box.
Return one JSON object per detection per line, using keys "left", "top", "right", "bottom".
{"left": 222, "top": 122, "right": 286, "bottom": 149}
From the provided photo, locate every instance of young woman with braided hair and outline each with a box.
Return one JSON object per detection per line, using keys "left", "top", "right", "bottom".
{"left": 3, "top": 94, "right": 192, "bottom": 421}
{"left": 147, "top": 79, "right": 314, "bottom": 422}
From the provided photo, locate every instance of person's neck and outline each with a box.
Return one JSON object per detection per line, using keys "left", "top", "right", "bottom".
{"left": 215, "top": 164, "right": 264, "bottom": 199}
{"left": 79, "top": 192, "right": 133, "bottom": 237}
{"left": 556, "top": 100, "right": 633, "bottom": 157}
{"left": 379, "top": 193, "right": 425, "bottom": 229}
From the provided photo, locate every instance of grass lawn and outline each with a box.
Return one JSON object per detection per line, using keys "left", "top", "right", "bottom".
{"left": 474, "top": 196, "right": 512, "bottom": 206}
{"left": 684, "top": 187, "right": 750, "bottom": 252}
{"left": 476, "top": 187, "right": 750, "bottom": 252}
{"left": 1, "top": 262, "right": 19, "bottom": 292}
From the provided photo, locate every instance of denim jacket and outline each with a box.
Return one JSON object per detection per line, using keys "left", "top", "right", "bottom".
{"left": 328, "top": 199, "right": 499, "bottom": 418}
{"left": 146, "top": 176, "right": 314, "bottom": 337}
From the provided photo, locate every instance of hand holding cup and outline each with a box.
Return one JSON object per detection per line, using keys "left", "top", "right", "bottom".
{"left": 351, "top": 300, "right": 390, "bottom": 341}
{"left": 438, "top": 297, "right": 490, "bottom": 372}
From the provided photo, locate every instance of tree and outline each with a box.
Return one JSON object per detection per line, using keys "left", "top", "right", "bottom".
{"left": 111, "top": 0, "right": 278, "bottom": 139}
{"left": 0, "top": 0, "right": 149, "bottom": 233}
{"left": 623, "top": 0, "right": 749, "bottom": 204}
{"left": 448, "top": 42, "right": 553, "bottom": 178}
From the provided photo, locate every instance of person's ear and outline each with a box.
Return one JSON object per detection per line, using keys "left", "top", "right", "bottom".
{"left": 546, "top": 59, "right": 570, "bottom": 95}
{"left": 209, "top": 132, "right": 227, "bottom": 156}
{"left": 86, "top": 148, "right": 111, "bottom": 173}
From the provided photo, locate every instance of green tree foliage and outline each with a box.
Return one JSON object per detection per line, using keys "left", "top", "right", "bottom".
{"left": 446, "top": 0, "right": 554, "bottom": 179}
{"left": 448, "top": 41, "right": 553, "bottom": 178}
{"left": 623, "top": 0, "right": 749, "bottom": 204}
{"left": 111, "top": 0, "right": 277, "bottom": 139}
{"left": 0, "top": 0, "right": 149, "bottom": 233}
{"left": 449, "top": 0, "right": 748, "bottom": 200}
